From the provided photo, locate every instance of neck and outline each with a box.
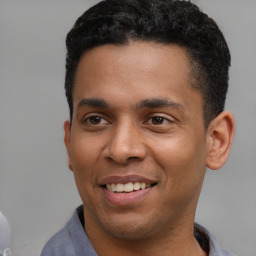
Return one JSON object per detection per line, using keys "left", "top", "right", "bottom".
{"left": 92, "top": 234, "right": 206, "bottom": 256}
{"left": 84, "top": 212, "right": 207, "bottom": 256}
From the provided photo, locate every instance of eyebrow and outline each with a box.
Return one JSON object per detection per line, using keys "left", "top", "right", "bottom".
{"left": 77, "top": 97, "right": 183, "bottom": 110}
{"left": 135, "top": 98, "right": 184, "bottom": 110}
{"left": 77, "top": 98, "right": 109, "bottom": 108}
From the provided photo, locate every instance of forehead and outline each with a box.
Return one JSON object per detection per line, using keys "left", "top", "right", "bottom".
{"left": 73, "top": 41, "right": 202, "bottom": 110}
{"left": 76, "top": 42, "right": 192, "bottom": 77}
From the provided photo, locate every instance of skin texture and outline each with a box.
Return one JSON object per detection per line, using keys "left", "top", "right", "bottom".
{"left": 64, "top": 42, "right": 235, "bottom": 256}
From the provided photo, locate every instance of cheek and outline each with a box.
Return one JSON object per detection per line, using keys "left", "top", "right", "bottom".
{"left": 69, "top": 135, "right": 100, "bottom": 196}
{"left": 70, "top": 132, "right": 100, "bottom": 171}
{"left": 71, "top": 142, "right": 99, "bottom": 211}
{"left": 152, "top": 135, "right": 207, "bottom": 185}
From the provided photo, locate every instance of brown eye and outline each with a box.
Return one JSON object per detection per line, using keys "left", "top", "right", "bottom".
{"left": 89, "top": 116, "right": 102, "bottom": 125}
{"left": 151, "top": 116, "right": 165, "bottom": 125}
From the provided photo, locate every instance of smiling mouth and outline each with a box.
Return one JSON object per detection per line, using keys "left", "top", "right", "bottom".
{"left": 103, "top": 182, "right": 157, "bottom": 193}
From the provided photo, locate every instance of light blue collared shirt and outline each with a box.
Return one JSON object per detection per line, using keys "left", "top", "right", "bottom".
{"left": 41, "top": 205, "right": 236, "bottom": 256}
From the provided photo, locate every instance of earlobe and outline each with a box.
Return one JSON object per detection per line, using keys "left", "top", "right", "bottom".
{"left": 206, "top": 111, "right": 235, "bottom": 170}
{"left": 64, "top": 120, "right": 73, "bottom": 171}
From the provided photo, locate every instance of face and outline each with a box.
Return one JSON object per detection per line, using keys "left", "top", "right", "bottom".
{"left": 64, "top": 42, "right": 210, "bottom": 240}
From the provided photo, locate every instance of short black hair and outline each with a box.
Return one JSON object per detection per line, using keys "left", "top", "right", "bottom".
{"left": 65, "top": 0, "right": 231, "bottom": 126}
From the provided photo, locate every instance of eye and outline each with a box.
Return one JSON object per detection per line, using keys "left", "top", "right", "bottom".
{"left": 88, "top": 116, "right": 103, "bottom": 125}
{"left": 82, "top": 115, "right": 110, "bottom": 126}
{"left": 151, "top": 116, "right": 166, "bottom": 125}
{"left": 144, "top": 114, "right": 176, "bottom": 132}
{"left": 148, "top": 116, "right": 172, "bottom": 125}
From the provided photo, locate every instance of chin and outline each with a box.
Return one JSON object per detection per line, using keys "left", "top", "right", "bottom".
{"left": 104, "top": 224, "right": 152, "bottom": 241}
{"left": 98, "top": 213, "right": 158, "bottom": 240}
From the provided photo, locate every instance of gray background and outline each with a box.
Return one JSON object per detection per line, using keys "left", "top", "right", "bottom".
{"left": 0, "top": 0, "right": 255, "bottom": 255}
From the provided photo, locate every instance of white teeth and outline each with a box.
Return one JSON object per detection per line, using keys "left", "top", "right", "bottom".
{"left": 110, "top": 183, "right": 117, "bottom": 192}
{"left": 106, "top": 182, "right": 151, "bottom": 193}
{"left": 116, "top": 183, "right": 124, "bottom": 192}
{"left": 133, "top": 182, "right": 140, "bottom": 191}
{"left": 124, "top": 182, "right": 133, "bottom": 192}
{"left": 140, "top": 183, "right": 146, "bottom": 190}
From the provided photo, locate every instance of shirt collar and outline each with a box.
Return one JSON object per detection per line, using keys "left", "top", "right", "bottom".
{"left": 68, "top": 205, "right": 233, "bottom": 256}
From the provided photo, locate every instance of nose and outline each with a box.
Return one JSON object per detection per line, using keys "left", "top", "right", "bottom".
{"left": 103, "top": 121, "right": 147, "bottom": 164}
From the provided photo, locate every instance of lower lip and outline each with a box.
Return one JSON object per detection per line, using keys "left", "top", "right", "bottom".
{"left": 102, "top": 186, "right": 154, "bottom": 206}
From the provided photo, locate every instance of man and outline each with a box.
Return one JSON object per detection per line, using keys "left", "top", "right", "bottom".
{"left": 41, "top": 0, "right": 235, "bottom": 255}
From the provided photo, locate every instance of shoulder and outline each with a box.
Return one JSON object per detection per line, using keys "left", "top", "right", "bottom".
{"left": 40, "top": 226, "right": 76, "bottom": 256}
{"left": 40, "top": 206, "right": 83, "bottom": 256}
{"left": 195, "top": 223, "right": 237, "bottom": 256}
{"left": 41, "top": 205, "right": 97, "bottom": 256}
{"left": 208, "top": 233, "right": 237, "bottom": 256}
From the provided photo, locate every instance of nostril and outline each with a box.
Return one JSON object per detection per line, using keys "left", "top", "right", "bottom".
{"left": 127, "top": 156, "right": 139, "bottom": 161}
{"left": 103, "top": 137, "right": 147, "bottom": 164}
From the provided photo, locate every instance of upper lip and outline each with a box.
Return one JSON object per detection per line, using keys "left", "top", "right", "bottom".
{"left": 99, "top": 175, "right": 157, "bottom": 186}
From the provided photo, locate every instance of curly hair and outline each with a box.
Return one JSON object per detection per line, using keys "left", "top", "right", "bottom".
{"left": 65, "top": 0, "right": 231, "bottom": 126}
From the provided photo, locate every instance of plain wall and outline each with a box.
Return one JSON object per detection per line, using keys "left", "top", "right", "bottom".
{"left": 0, "top": 1, "right": 255, "bottom": 255}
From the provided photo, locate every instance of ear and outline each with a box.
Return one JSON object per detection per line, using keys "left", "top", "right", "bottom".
{"left": 64, "top": 120, "right": 73, "bottom": 171}
{"left": 206, "top": 111, "right": 235, "bottom": 170}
